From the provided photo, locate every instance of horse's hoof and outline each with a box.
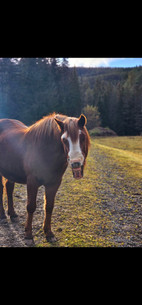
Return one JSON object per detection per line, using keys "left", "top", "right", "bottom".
{"left": 8, "top": 210, "right": 18, "bottom": 217}
{"left": 25, "top": 233, "right": 33, "bottom": 240}
{"left": 25, "top": 238, "right": 35, "bottom": 247}
{"left": 10, "top": 213, "right": 18, "bottom": 222}
{"left": 46, "top": 232, "right": 57, "bottom": 243}
{"left": 46, "top": 236, "right": 57, "bottom": 243}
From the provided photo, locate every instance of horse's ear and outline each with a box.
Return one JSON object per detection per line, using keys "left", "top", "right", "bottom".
{"left": 55, "top": 118, "right": 64, "bottom": 133}
{"left": 78, "top": 114, "right": 87, "bottom": 129}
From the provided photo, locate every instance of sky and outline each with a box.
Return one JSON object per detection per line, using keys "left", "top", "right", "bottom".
{"left": 68, "top": 58, "right": 142, "bottom": 68}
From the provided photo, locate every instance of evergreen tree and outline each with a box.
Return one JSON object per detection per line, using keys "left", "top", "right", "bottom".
{"left": 115, "top": 83, "right": 125, "bottom": 135}
{"left": 62, "top": 58, "right": 69, "bottom": 67}
{"left": 67, "top": 67, "right": 81, "bottom": 116}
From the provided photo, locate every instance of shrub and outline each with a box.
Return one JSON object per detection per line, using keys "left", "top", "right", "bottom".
{"left": 83, "top": 105, "right": 101, "bottom": 130}
{"left": 89, "top": 127, "right": 117, "bottom": 137}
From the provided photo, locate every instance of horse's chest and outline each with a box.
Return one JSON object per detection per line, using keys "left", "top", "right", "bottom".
{"left": 40, "top": 158, "right": 67, "bottom": 185}
{"left": 26, "top": 150, "right": 67, "bottom": 186}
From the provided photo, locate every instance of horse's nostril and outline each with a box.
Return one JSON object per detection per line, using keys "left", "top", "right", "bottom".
{"left": 71, "top": 162, "right": 81, "bottom": 169}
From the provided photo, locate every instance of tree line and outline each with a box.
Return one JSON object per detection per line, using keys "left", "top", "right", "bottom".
{"left": 0, "top": 58, "right": 141, "bottom": 135}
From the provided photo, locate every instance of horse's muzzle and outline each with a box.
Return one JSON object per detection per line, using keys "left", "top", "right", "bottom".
{"left": 71, "top": 162, "right": 83, "bottom": 179}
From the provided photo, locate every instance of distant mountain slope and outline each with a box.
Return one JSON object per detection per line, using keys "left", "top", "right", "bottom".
{"left": 75, "top": 67, "right": 132, "bottom": 85}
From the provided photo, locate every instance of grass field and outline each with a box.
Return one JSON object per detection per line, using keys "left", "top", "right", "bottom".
{"left": 34, "top": 136, "right": 142, "bottom": 247}
{"left": 95, "top": 136, "right": 142, "bottom": 179}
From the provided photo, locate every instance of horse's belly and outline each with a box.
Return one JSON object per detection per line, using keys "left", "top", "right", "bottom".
{"left": 0, "top": 147, "right": 27, "bottom": 183}
{"left": 0, "top": 166, "right": 27, "bottom": 184}
{"left": 0, "top": 134, "right": 26, "bottom": 183}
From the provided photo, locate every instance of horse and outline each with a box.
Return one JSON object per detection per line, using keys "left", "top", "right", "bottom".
{"left": 0, "top": 113, "right": 90, "bottom": 242}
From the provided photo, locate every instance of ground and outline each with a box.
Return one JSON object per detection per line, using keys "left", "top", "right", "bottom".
{"left": 0, "top": 136, "right": 142, "bottom": 247}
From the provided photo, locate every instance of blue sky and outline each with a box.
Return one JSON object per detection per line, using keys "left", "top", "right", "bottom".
{"left": 68, "top": 58, "right": 142, "bottom": 68}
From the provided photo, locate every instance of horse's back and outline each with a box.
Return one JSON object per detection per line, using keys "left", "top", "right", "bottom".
{"left": 0, "top": 118, "right": 27, "bottom": 134}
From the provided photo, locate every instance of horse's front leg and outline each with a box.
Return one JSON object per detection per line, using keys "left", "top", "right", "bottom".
{"left": 43, "top": 180, "right": 61, "bottom": 242}
{"left": 25, "top": 176, "right": 38, "bottom": 239}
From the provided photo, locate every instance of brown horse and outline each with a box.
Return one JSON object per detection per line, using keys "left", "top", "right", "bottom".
{"left": 0, "top": 113, "right": 90, "bottom": 242}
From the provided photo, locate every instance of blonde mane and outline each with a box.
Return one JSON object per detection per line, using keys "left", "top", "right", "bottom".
{"left": 25, "top": 113, "right": 62, "bottom": 143}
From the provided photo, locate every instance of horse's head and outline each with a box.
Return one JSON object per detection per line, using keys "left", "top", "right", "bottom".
{"left": 55, "top": 114, "right": 90, "bottom": 179}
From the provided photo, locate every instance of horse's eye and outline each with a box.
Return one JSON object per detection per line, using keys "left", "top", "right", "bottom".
{"left": 62, "top": 137, "right": 68, "bottom": 146}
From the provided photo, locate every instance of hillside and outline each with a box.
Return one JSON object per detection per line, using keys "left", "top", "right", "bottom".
{"left": 76, "top": 66, "right": 131, "bottom": 83}
{"left": 76, "top": 66, "right": 142, "bottom": 136}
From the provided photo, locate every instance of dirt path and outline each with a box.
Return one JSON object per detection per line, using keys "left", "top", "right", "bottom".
{"left": 0, "top": 184, "right": 45, "bottom": 247}
{"left": 0, "top": 141, "right": 142, "bottom": 247}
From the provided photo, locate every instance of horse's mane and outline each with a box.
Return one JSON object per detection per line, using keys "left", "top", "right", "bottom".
{"left": 25, "top": 113, "right": 79, "bottom": 143}
{"left": 25, "top": 113, "right": 61, "bottom": 143}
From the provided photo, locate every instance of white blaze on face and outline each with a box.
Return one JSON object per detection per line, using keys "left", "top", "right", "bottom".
{"left": 61, "top": 131, "right": 84, "bottom": 166}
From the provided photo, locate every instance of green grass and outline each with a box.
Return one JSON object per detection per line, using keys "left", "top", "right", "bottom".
{"left": 35, "top": 136, "right": 142, "bottom": 247}
{"left": 94, "top": 136, "right": 142, "bottom": 179}
{"left": 95, "top": 136, "right": 142, "bottom": 155}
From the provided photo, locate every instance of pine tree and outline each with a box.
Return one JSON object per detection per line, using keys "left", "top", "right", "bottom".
{"left": 115, "top": 83, "right": 125, "bottom": 135}
{"left": 67, "top": 67, "right": 81, "bottom": 116}
{"left": 62, "top": 58, "right": 69, "bottom": 67}
{"left": 0, "top": 58, "right": 13, "bottom": 118}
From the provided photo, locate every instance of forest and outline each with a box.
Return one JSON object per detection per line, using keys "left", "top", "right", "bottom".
{"left": 0, "top": 57, "right": 142, "bottom": 135}
{"left": 78, "top": 66, "right": 142, "bottom": 135}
